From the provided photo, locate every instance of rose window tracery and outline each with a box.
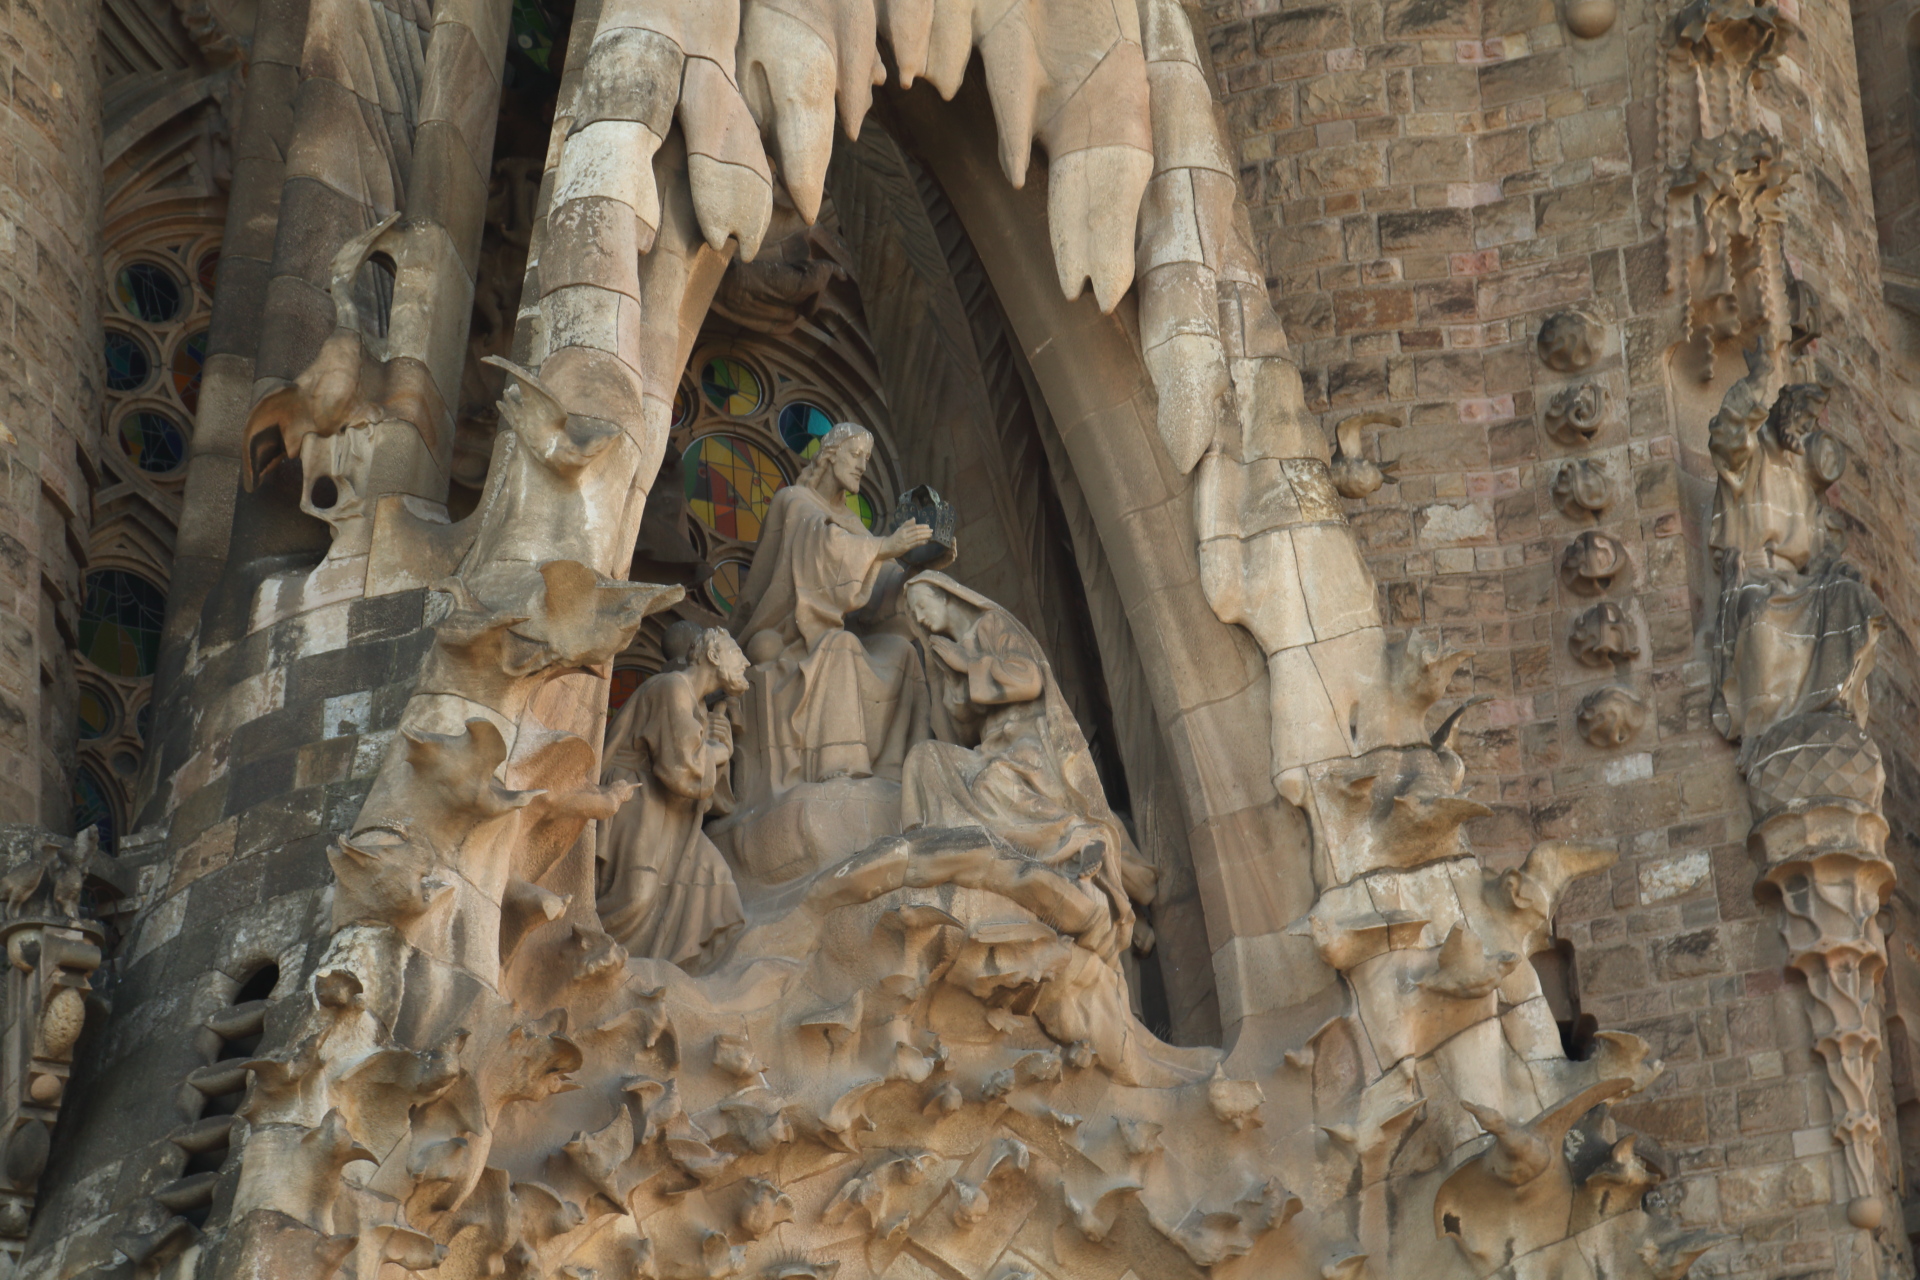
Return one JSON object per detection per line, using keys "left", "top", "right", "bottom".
{"left": 81, "top": 236, "right": 221, "bottom": 845}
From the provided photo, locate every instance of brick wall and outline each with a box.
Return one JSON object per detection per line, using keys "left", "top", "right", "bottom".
{"left": 1200, "top": 0, "right": 1920, "bottom": 1271}
{"left": 0, "top": 0, "right": 102, "bottom": 828}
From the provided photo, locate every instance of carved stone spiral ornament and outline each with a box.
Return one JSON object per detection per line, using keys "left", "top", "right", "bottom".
{"left": 1558, "top": 530, "right": 1630, "bottom": 596}
{"left": 1543, "top": 381, "right": 1605, "bottom": 446}
{"left": 1551, "top": 458, "right": 1612, "bottom": 521}
{"left": 1535, "top": 312, "right": 1600, "bottom": 373}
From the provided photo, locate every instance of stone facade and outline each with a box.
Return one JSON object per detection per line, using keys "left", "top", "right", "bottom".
{"left": 3, "top": 0, "right": 1920, "bottom": 1277}
{"left": 0, "top": 0, "right": 102, "bottom": 826}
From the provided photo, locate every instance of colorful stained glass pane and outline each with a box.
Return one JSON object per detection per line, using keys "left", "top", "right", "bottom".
{"left": 73, "top": 766, "right": 115, "bottom": 854}
{"left": 672, "top": 381, "right": 692, "bottom": 430}
{"left": 684, "top": 435, "right": 785, "bottom": 542}
{"left": 77, "top": 687, "right": 113, "bottom": 740}
{"left": 701, "top": 357, "right": 763, "bottom": 415}
{"left": 778, "top": 401, "right": 835, "bottom": 458}
{"left": 115, "top": 262, "right": 184, "bottom": 323}
{"left": 78, "top": 570, "right": 166, "bottom": 678}
{"left": 197, "top": 251, "right": 220, "bottom": 295}
{"left": 707, "top": 558, "right": 751, "bottom": 615}
{"left": 609, "top": 667, "right": 645, "bottom": 712}
{"left": 846, "top": 491, "right": 876, "bottom": 529}
{"left": 119, "top": 411, "right": 188, "bottom": 473}
{"left": 105, "top": 331, "right": 151, "bottom": 392}
{"left": 172, "top": 330, "right": 209, "bottom": 414}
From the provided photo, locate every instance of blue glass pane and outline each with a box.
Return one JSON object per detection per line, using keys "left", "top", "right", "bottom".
{"left": 105, "top": 331, "right": 151, "bottom": 392}
{"left": 114, "top": 262, "right": 183, "bottom": 323}
{"left": 778, "top": 402, "right": 834, "bottom": 458}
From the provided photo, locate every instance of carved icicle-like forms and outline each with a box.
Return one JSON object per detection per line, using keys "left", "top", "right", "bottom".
{"left": 0, "top": 828, "right": 125, "bottom": 1260}
{"left": 1703, "top": 357, "right": 1899, "bottom": 1235}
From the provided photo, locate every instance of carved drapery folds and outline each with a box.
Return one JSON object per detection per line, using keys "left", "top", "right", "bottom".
{"left": 0, "top": 828, "right": 123, "bottom": 1259}
{"left": 1706, "top": 357, "right": 1894, "bottom": 1231}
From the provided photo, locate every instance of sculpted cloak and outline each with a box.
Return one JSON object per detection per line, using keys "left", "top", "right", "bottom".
{"left": 900, "top": 573, "right": 1155, "bottom": 951}
{"left": 596, "top": 670, "right": 744, "bottom": 969}
{"left": 734, "top": 483, "right": 921, "bottom": 789}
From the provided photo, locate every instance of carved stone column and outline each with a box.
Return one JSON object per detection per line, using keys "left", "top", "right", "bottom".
{"left": 0, "top": 828, "right": 124, "bottom": 1261}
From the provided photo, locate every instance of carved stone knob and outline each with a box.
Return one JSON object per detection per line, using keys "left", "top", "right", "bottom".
{"left": 1551, "top": 459, "right": 1611, "bottom": 520}
{"left": 1558, "top": 531, "right": 1629, "bottom": 596}
{"left": 1577, "top": 686, "right": 1646, "bottom": 747}
{"left": 1544, "top": 381, "right": 1605, "bottom": 446}
{"left": 1569, "top": 602, "right": 1640, "bottom": 668}
{"left": 1564, "top": 0, "right": 1617, "bottom": 37}
{"left": 1536, "top": 312, "right": 1600, "bottom": 373}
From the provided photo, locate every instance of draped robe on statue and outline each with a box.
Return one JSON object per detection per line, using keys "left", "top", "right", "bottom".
{"left": 900, "top": 573, "right": 1153, "bottom": 959}
{"left": 1707, "top": 391, "right": 1886, "bottom": 754}
{"left": 596, "top": 670, "right": 744, "bottom": 969}
{"left": 734, "top": 484, "right": 922, "bottom": 793}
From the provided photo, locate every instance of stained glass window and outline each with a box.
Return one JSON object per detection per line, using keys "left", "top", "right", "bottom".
{"left": 77, "top": 687, "right": 113, "bottom": 740}
{"left": 707, "top": 558, "right": 751, "bottom": 615}
{"left": 119, "top": 411, "right": 188, "bottom": 473}
{"left": 684, "top": 435, "right": 785, "bottom": 542}
{"left": 115, "top": 262, "right": 183, "bottom": 323}
{"left": 105, "top": 331, "right": 151, "bottom": 392}
{"left": 73, "top": 766, "right": 115, "bottom": 854}
{"left": 672, "top": 382, "right": 692, "bottom": 431}
{"left": 197, "top": 251, "right": 220, "bottom": 296}
{"left": 78, "top": 570, "right": 166, "bottom": 678}
{"left": 609, "top": 667, "right": 645, "bottom": 711}
{"left": 172, "top": 330, "right": 209, "bottom": 414}
{"left": 778, "top": 401, "right": 834, "bottom": 458}
{"left": 701, "top": 357, "right": 763, "bottom": 416}
{"left": 846, "top": 492, "right": 876, "bottom": 529}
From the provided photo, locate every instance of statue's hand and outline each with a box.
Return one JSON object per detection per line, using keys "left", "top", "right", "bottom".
{"left": 881, "top": 520, "right": 934, "bottom": 558}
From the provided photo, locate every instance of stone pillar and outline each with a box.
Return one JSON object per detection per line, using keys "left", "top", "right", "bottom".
{"left": 0, "top": 0, "right": 101, "bottom": 827}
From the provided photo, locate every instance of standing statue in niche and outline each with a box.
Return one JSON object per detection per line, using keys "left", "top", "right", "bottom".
{"left": 901, "top": 572, "right": 1155, "bottom": 959}
{"left": 595, "top": 627, "right": 751, "bottom": 970}
{"left": 732, "top": 422, "right": 932, "bottom": 792}
{"left": 1707, "top": 359, "right": 1885, "bottom": 749}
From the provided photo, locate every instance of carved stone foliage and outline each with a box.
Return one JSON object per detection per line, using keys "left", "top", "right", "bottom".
{"left": 0, "top": 827, "right": 126, "bottom": 1259}
{"left": 1569, "top": 603, "right": 1640, "bottom": 669}
{"left": 1551, "top": 459, "right": 1612, "bottom": 521}
{"left": 1536, "top": 312, "right": 1600, "bottom": 373}
{"left": 1705, "top": 361, "right": 1896, "bottom": 1235}
{"left": 1662, "top": 3, "right": 1797, "bottom": 351}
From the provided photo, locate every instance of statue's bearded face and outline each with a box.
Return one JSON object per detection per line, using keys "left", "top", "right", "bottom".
{"left": 709, "top": 637, "right": 751, "bottom": 695}
{"left": 830, "top": 436, "right": 871, "bottom": 495}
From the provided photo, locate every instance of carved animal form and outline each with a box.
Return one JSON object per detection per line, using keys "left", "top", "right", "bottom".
{"left": 1577, "top": 685, "right": 1648, "bottom": 747}
{"left": 1559, "top": 530, "right": 1630, "bottom": 596}
{"left": 1570, "top": 602, "right": 1641, "bottom": 668}
{"left": 1544, "top": 380, "right": 1606, "bottom": 445}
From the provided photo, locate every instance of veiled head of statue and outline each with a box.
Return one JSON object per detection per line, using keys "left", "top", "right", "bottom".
{"left": 798, "top": 421, "right": 872, "bottom": 494}
{"left": 903, "top": 572, "right": 988, "bottom": 639}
